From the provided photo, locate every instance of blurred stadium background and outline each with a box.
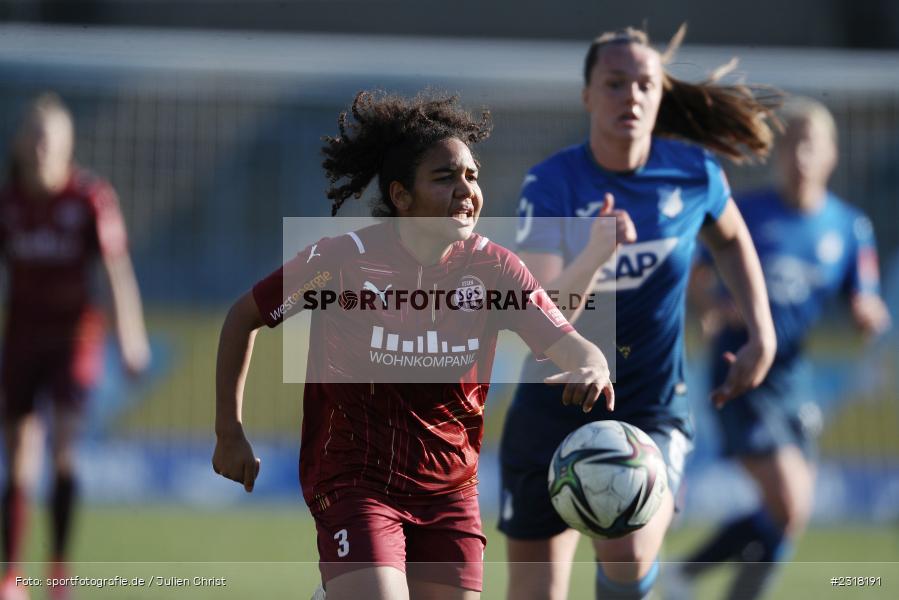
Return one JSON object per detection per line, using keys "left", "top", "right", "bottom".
{"left": 0, "top": 1, "right": 898, "bottom": 597}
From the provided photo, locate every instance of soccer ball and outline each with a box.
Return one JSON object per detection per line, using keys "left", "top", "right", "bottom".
{"left": 548, "top": 420, "right": 668, "bottom": 539}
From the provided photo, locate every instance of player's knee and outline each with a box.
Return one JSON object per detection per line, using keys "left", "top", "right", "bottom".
{"left": 506, "top": 562, "right": 568, "bottom": 600}
{"left": 596, "top": 542, "right": 656, "bottom": 581}
{"left": 765, "top": 489, "right": 811, "bottom": 536}
{"left": 781, "top": 497, "right": 811, "bottom": 537}
{"left": 51, "top": 454, "right": 76, "bottom": 479}
{"left": 50, "top": 441, "right": 77, "bottom": 476}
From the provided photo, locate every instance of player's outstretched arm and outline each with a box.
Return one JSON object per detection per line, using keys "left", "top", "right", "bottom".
{"left": 699, "top": 199, "right": 777, "bottom": 407}
{"left": 522, "top": 193, "right": 636, "bottom": 323}
{"left": 213, "top": 291, "right": 264, "bottom": 493}
{"left": 104, "top": 251, "right": 151, "bottom": 377}
{"left": 543, "top": 331, "right": 615, "bottom": 413}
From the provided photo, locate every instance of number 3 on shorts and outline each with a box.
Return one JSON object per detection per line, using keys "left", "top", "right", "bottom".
{"left": 334, "top": 528, "right": 349, "bottom": 558}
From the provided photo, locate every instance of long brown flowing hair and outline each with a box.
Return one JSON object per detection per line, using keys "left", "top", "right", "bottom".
{"left": 583, "top": 25, "right": 782, "bottom": 162}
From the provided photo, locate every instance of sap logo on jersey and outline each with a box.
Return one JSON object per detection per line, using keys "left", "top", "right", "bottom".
{"left": 593, "top": 238, "right": 678, "bottom": 291}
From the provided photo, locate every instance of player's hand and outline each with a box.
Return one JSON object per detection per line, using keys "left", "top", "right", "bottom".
{"left": 710, "top": 336, "right": 776, "bottom": 408}
{"left": 851, "top": 293, "right": 891, "bottom": 339}
{"left": 544, "top": 367, "right": 615, "bottom": 413}
{"left": 602, "top": 193, "right": 637, "bottom": 246}
{"left": 213, "top": 428, "right": 261, "bottom": 493}
{"left": 585, "top": 193, "right": 637, "bottom": 265}
{"left": 122, "top": 341, "right": 152, "bottom": 380}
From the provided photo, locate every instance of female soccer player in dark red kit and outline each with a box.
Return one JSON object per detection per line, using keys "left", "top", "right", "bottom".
{"left": 0, "top": 94, "right": 150, "bottom": 600}
{"left": 213, "top": 90, "right": 616, "bottom": 600}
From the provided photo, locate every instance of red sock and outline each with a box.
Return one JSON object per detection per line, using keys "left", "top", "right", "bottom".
{"left": 2, "top": 483, "right": 28, "bottom": 569}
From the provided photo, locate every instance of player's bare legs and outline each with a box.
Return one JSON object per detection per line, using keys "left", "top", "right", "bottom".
{"left": 2, "top": 413, "right": 44, "bottom": 567}
{"left": 593, "top": 489, "right": 674, "bottom": 582}
{"left": 505, "top": 528, "right": 579, "bottom": 600}
{"left": 678, "top": 446, "right": 814, "bottom": 600}
{"left": 741, "top": 446, "right": 814, "bottom": 539}
{"left": 505, "top": 493, "right": 672, "bottom": 600}
{"left": 324, "top": 566, "right": 409, "bottom": 600}
{"left": 718, "top": 446, "right": 814, "bottom": 599}
{"left": 408, "top": 579, "right": 480, "bottom": 600}
{"left": 0, "top": 412, "right": 43, "bottom": 600}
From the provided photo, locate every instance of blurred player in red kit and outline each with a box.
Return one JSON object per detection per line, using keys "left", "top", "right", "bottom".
{"left": 0, "top": 94, "right": 150, "bottom": 600}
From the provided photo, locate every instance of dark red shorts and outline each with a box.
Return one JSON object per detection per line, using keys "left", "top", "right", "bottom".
{"left": 312, "top": 488, "right": 486, "bottom": 591}
{"left": 1, "top": 340, "right": 102, "bottom": 420}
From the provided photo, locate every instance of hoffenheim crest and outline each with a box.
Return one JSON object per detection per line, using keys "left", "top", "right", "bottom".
{"left": 658, "top": 186, "right": 683, "bottom": 218}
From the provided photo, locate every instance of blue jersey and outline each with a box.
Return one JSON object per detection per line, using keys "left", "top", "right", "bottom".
{"left": 714, "top": 189, "right": 880, "bottom": 363}
{"left": 515, "top": 138, "right": 731, "bottom": 422}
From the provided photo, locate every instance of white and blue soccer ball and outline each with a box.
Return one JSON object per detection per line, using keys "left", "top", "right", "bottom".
{"left": 548, "top": 420, "right": 668, "bottom": 539}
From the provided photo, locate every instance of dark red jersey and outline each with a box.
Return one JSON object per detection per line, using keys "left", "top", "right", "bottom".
{"left": 0, "top": 168, "right": 127, "bottom": 344}
{"left": 253, "top": 222, "right": 572, "bottom": 505}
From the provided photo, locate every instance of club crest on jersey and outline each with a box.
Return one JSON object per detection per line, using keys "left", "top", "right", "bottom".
{"left": 658, "top": 186, "right": 683, "bottom": 218}
{"left": 593, "top": 238, "right": 678, "bottom": 291}
{"left": 816, "top": 231, "right": 844, "bottom": 264}
{"left": 764, "top": 255, "right": 820, "bottom": 305}
{"left": 56, "top": 201, "right": 87, "bottom": 230}
{"left": 455, "top": 275, "right": 486, "bottom": 312}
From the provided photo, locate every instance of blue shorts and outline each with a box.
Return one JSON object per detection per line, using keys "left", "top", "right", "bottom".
{"left": 714, "top": 358, "right": 821, "bottom": 459}
{"left": 498, "top": 384, "right": 693, "bottom": 540}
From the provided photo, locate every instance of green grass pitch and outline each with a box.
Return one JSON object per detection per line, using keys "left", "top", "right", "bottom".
{"left": 11, "top": 506, "right": 899, "bottom": 599}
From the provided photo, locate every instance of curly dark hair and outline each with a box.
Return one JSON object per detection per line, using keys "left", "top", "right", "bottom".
{"left": 322, "top": 90, "right": 492, "bottom": 216}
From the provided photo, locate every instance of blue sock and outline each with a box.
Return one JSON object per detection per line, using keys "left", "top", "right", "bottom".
{"left": 595, "top": 560, "right": 658, "bottom": 600}
{"left": 740, "top": 508, "right": 791, "bottom": 562}
{"left": 683, "top": 508, "right": 787, "bottom": 576}
{"left": 726, "top": 510, "right": 791, "bottom": 600}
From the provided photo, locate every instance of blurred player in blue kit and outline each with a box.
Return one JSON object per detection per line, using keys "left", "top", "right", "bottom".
{"left": 670, "top": 98, "right": 892, "bottom": 599}
{"left": 498, "top": 26, "right": 780, "bottom": 600}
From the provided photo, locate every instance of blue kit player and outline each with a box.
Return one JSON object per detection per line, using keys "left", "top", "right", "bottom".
{"left": 671, "top": 98, "right": 891, "bottom": 599}
{"left": 498, "top": 26, "right": 780, "bottom": 600}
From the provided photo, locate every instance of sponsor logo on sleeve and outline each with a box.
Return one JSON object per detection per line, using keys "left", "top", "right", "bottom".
{"left": 529, "top": 288, "right": 569, "bottom": 328}
{"left": 271, "top": 270, "right": 332, "bottom": 321}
